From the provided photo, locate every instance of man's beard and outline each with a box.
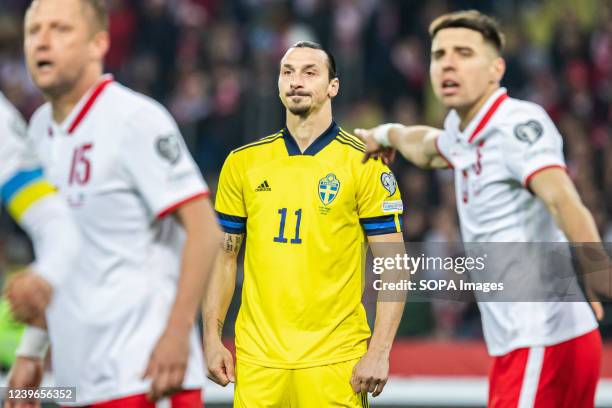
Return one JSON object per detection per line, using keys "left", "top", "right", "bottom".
{"left": 35, "top": 70, "right": 82, "bottom": 101}
{"left": 288, "top": 104, "right": 311, "bottom": 116}
{"left": 40, "top": 79, "right": 76, "bottom": 100}
{"left": 285, "top": 91, "right": 313, "bottom": 117}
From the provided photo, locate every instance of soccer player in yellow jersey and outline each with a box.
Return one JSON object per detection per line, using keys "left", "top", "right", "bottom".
{"left": 203, "top": 41, "right": 406, "bottom": 407}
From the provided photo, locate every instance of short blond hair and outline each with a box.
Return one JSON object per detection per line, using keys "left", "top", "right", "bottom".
{"left": 81, "top": 0, "right": 109, "bottom": 33}
{"left": 27, "top": 0, "right": 108, "bottom": 33}
{"left": 429, "top": 10, "right": 505, "bottom": 54}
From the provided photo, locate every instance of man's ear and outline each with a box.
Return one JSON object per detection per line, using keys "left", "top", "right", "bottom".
{"left": 491, "top": 56, "right": 506, "bottom": 84}
{"left": 328, "top": 77, "right": 339, "bottom": 98}
{"left": 91, "top": 30, "right": 110, "bottom": 61}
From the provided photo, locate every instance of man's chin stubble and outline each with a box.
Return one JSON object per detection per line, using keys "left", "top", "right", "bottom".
{"left": 288, "top": 106, "right": 311, "bottom": 117}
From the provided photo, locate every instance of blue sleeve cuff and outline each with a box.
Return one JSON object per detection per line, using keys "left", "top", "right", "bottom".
{"left": 216, "top": 211, "right": 247, "bottom": 234}
{"left": 360, "top": 214, "right": 403, "bottom": 236}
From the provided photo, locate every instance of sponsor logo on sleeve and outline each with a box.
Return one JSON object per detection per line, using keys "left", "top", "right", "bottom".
{"left": 382, "top": 200, "right": 403, "bottom": 213}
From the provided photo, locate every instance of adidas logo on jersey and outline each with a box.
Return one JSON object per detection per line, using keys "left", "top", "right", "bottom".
{"left": 255, "top": 180, "right": 271, "bottom": 192}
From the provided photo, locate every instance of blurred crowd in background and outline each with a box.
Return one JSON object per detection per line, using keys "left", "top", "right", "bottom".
{"left": 0, "top": 0, "right": 611, "bottom": 362}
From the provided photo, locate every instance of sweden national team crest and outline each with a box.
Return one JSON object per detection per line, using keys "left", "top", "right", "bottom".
{"left": 318, "top": 173, "right": 340, "bottom": 206}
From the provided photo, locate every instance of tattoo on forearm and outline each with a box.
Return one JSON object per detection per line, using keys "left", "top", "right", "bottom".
{"left": 223, "top": 234, "right": 243, "bottom": 254}
{"left": 223, "top": 234, "right": 233, "bottom": 252}
{"left": 236, "top": 235, "right": 243, "bottom": 250}
{"left": 217, "top": 319, "right": 224, "bottom": 337}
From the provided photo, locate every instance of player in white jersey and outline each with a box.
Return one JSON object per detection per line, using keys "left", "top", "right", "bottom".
{"left": 355, "top": 10, "right": 606, "bottom": 408}
{"left": 6, "top": 0, "right": 221, "bottom": 406}
{"left": 0, "top": 90, "right": 81, "bottom": 402}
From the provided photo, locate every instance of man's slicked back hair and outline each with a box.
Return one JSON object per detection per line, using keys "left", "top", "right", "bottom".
{"left": 429, "top": 10, "right": 505, "bottom": 55}
{"left": 290, "top": 41, "right": 338, "bottom": 80}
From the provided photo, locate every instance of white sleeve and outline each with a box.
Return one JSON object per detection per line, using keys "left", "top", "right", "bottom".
{"left": 434, "top": 111, "right": 459, "bottom": 169}
{"left": 0, "top": 103, "right": 80, "bottom": 289}
{"left": 22, "top": 195, "right": 81, "bottom": 290}
{"left": 121, "top": 102, "right": 209, "bottom": 219}
{"left": 0, "top": 102, "right": 35, "bottom": 186}
{"left": 434, "top": 130, "right": 454, "bottom": 169}
{"left": 502, "top": 104, "right": 566, "bottom": 187}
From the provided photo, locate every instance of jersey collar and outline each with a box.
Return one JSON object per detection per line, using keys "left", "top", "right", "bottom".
{"left": 57, "top": 74, "right": 114, "bottom": 135}
{"left": 457, "top": 87, "right": 508, "bottom": 144}
{"left": 282, "top": 120, "right": 340, "bottom": 156}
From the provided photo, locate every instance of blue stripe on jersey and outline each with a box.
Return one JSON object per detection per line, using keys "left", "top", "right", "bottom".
{"left": 216, "top": 211, "right": 246, "bottom": 234}
{"left": 360, "top": 214, "right": 402, "bottom": 235}
{"left": 360, "top": 214, "right": 395, "bottom": 225}
{"left": 1, "top": 168, "right": 44, "bottom": 203}
{"left": 362, "top": 221, "right": 396, "bottom": 231}
{"left": 364, "top": 226, "right": 399, "bottom": 236}
{"left": 217, "top": 212, "right": 246, "bottom": 222}
{"left": 219, "top": 219, "right": 244, "bottom": 228}
{"left": 220, "top": 225, "right": 246, "bottom": 234}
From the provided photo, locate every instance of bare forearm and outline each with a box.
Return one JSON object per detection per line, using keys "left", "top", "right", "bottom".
{"left": 167, "top": 199, "right": 222, "bottom": 331}
{"left": 388, "top": 125, "right": 444, "bottom": 169}
{"left": 167, "top": 232, "right": 219, "bottom": 331}
{"left": 551, "top": 200, "right": 599, "bottom": 243}
{"left": 369, "top": 301, "right": 405, "bottom": 355}
{"left": 532, "top": 170, "right": 611, "bottom": 300}
{"left": 203, "top": 235, "right": 242, "bottom": 342}
{"left": 367, "top": 233, "right": 406, "bottom": 355}
{"left": 552, "top": 200, "right": 610, "bottom": 296}
{"left": 203, "top": 258, "right": 237, "bottom": 342}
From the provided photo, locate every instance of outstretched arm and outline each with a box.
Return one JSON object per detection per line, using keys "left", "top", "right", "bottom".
{"left": 354, "top": 125, "right": 449, "bottom": 169}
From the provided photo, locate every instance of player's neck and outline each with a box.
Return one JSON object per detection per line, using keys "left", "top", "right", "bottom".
{"left": 49, "top": 68, "right": 104, "bottom": 124}
{"left": 457, "top": 85, "right": 500, "bottom": 131}
{"left": 286, "top": 105, "right": 333, "bottom": 153}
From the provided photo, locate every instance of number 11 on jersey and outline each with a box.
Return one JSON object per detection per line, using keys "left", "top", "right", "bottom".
{"left": 273, "top": 208, "right": 302, "bottom": 244}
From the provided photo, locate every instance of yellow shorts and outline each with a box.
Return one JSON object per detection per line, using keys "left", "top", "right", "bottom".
{"left": 234, "top": 358, "right": 369, "bottom": 407}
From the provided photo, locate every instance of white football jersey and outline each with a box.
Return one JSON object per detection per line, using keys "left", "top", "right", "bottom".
{"left": 436, "top": 87, "right": 597, "bottom": 356}
{"left": 28, "top": 75, "right": 209, "bottom": 404}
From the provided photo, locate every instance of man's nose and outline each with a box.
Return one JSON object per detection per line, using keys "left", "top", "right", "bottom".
{"left": 440, "top": 54, "right": 456, "bottom": 71}
{"left": 35, "top": 28, "right": 52, "bottom": 51}
{"left": 290, "top": 75, "right": 304, "bottom": 88}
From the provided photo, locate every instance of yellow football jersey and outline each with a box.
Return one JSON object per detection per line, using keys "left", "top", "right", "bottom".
{"left": 215, "top": 121, "right": 403, "bottom": 368}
